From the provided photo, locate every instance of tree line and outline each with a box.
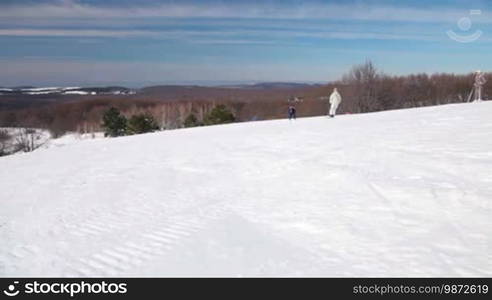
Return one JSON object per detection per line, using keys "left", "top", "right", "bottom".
{"left": 0, "top": 61, "right": 489, "bottom": 139}
{"left": 102, "top": 104, "right": 235, "bottom": 137}
{"left": 334, "top": 60, "right": 484, "bottom": 114}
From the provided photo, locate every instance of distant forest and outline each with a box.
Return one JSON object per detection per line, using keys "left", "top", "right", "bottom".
{"left": 0, "top": 61, "right": 490, "bottom": 137}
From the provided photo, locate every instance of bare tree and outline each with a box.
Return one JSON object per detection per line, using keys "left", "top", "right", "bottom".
{"left": 15, "top": 128, "right": 44, "bottom": 152}
{"left": 342, "top": 60, "right": 382, "bottom": 113}
{"left": 0, "top": 129, "right": 10, "bottom": 156}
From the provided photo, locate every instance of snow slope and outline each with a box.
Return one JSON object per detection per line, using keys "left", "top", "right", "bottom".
{"left": 0, "top": 103, "right": 491, "bottom": 277}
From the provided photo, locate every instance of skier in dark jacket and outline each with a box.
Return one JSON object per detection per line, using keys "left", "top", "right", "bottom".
{"left": 288, "top": 106, "right": 296, "bottom": 120}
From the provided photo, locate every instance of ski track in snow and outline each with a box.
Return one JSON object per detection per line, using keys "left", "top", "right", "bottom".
{"left": 0, "top": 102, "right": 491, "bottom": 276}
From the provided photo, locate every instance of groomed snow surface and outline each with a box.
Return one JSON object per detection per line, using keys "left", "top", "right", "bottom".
{"left": 0, "top": 103, "right": 491, "bottom": 277}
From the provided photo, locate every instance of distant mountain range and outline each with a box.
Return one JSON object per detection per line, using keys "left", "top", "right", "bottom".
{"left": 217, "top": 82, "right": 322, "bottom": 89}
{"left": 0, "top": 82, "right": 321, "bottom": 96}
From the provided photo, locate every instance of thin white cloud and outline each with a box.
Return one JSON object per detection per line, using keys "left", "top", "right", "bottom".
{"left": 0, "top": 1, "right": 489, "bottom": 23}
{"left": 0, "top": 27, "right": 456, "bottom": 43}
{"left": 0, "top": 29, "right": 158, "bottom": 38}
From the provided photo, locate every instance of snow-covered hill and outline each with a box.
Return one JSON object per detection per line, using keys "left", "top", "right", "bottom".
{"left": 0, "top": 103, "right": 491, "bottom": 277}
{"left": 0, "top": 86, "right": 135, "bottom": 96}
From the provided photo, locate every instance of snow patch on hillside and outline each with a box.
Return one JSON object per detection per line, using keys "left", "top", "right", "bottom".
{"left": 43, "top": 132, "right": 104, "bottom": 149}
{"left": 63, "top": 91, "right": 89, "bottom": 95}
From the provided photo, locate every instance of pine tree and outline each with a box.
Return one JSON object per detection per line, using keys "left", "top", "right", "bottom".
{"left": 127, "top": 113, "right": 159, "bottom": 135}
{"left": 102, "top": 107, "right": 127, "bottom": 137}
{"left": 203, "top": 105, "right": 235, "bottom": 126}
{"left": 184, "top": 114, "right": 201, "bottom": 128}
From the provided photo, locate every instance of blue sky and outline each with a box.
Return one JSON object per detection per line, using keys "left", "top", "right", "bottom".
{"left": 1, "top": 0, "right": 492, "bottom": 87}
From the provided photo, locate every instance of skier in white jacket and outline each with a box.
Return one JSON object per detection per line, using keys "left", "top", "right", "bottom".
{"left": 329, "top": 87, "right": 342, "bottom": 118}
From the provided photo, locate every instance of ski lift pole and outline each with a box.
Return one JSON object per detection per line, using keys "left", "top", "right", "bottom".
{"left": 467, "top": 87, "right": 474, "bottom": 103}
